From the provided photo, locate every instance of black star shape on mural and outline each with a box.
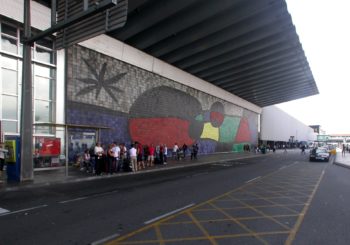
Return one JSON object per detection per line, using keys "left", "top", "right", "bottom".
{"left": 76, "top": 58, "right": 126, "bottom": 102}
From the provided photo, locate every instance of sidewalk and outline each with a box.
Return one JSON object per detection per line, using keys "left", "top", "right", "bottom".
{"left": 0, "top": 150, "right": 273, "bottom": 192}
{"left": 334, "top": 152, "right": 350, "bottom": 169}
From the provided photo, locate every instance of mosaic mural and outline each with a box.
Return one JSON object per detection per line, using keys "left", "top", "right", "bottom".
{"left": 66, "top": 45, "right": 259, "bottom": 153}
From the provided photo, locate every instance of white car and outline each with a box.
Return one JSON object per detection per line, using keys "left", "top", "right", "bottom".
{"left": 309, "top": 148, "right": 330, "bottom": 162}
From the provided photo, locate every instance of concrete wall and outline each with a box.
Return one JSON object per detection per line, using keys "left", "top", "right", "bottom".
{"left": 261, "top": 106, "right": 316, "bottom": 142}
{"left": 79, "top": 35, "right": 262, "bottom": 115}
{"left": 0, "top": 0, "right": 51, "bottom": 30}
{"left": 66, "top": 45, "right": 259, "bottom": 153}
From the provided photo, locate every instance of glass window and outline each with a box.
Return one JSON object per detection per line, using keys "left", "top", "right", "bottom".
{"left": 1, "top": 56, "right": 17, "bottom": 70}
{"left": 34, "top": 125, "right": 53, "bottom": 135}
{"left": 35, "top": 76, "right": 53, "bottom": 100}
{"left": 2, "top": 95, "right": 17, "bottom": 120}
{"left": 19, "top": 43, "right": 23, "bottom": 56}
{"left": 35, "top": 100, "right": 51, "bottom": 122}
{"left": 18, "top": 60, "right": 22, "bottom": 83}
{"left": 1, "top": 68, "right": 17, "bottom": 94}
{"left": 1, "top": 23, "right": 17, "bottom": 37}
{"left": 2, "top": 120, "right": 17, "bottom": 133}
{"left": 35, "top": 65, "right": 52, "bottom": 78}
{"left": 1, "top": 35, "right": 17, "bottom": 54}
{"left": 36, "top": 39, "right": 53, "bottom": 49}
{"left": 35, "top": 47, "right": 53, "bottom": 63}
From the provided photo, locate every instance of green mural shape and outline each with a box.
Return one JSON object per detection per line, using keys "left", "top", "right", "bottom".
{"left": 219, "top": 116, "right": 241, "bottom": 143}
{"left": 195, "top": 114, "right": 204, "bottom": 121}
{"left": 232, "top": 143, "right": 247, "bottom": 152}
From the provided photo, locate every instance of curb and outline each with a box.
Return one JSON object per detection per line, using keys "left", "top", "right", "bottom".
{"left": 0, "top": 153, "right": 267, "bottom": 192}
{"left": 333, "top": 161, "right": 350, "bottom": 169}
{"left": 333, "top": 154, "right": 350, "bottom": 169}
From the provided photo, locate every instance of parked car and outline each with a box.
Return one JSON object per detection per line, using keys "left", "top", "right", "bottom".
{"left": 309, "top": 147, "right": 330, "bottom": 162}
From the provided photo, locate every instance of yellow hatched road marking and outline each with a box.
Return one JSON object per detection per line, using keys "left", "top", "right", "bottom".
{"left": 187, "top": 211, "right": 218, "bottom": 245}
{"left": 154, "top": 225, "right": 164, "bottom": 245}
{"left": 111, "top": 231, "right": 292, "bottom": 245}
{"left": 208, "top": 201, "right": 269, "bottom": 245}
{"left": 284, "top": 170, "right": 326, "bottom": 245}
{"left": 106, "top": 161, "right": 326, "bottom": 245}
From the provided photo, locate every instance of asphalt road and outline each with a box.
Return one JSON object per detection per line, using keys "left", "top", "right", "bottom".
{"left": 0, "top": 151, "right": 349, "bottom": 245}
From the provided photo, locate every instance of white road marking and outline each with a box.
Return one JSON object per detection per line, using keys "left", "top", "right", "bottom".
{"left": 246, "top": 176, "right": 261, "bottom": 183}
{"left": 59, "top": 197, "right": 88, "bottom": 204}
{"left": 279, "top": 166, "right": 287, "bottom": 170}
{"left": 212, "top": 163, "right": 231, "bottom": 167}
{"left": 59, "top": 190, "right": 119, "bottom": 204}
{"left": 0, "top": 207, "right": 10, "bottom": 214}
{"left": 91, "top": 233, "right": 120, "bottom": 245}
{"left": 0, "top": 204, "right": 48, "bottom": 217}
{"left": 191, "top": 172, "right": 208, "bottom": 177}
{"left": 144, "top": 203, "right": 195, "bottom": 225}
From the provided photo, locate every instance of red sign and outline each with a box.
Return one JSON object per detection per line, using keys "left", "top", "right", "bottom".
{"left": 39, "top": 138, "right": 61, "bottom": 156}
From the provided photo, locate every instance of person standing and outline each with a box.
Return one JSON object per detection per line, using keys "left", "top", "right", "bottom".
{"left": 191, "top": 143, "right": 199, "bottom": 160}
{"left": 129, "top": 144, "right": 137, "bottom": 172}
{"left": 0, "top": 143, "right": 8, "bottom": 180}
{"left": 182, "top": 143, "right": 188, "bottom": 159}
{"left": 192, "top": 143, "right": 199, "bottom": 160}
{"left": 83, "top": 149, "right": 91, "bottom": 173}
{"left": 190, "top": 144, "right": 195, "bottom": 160}
{"left": 283, "top": 144, "right": 287, "bottom": 153}
{"left": 163, "top": 144, "right": 168, "bottom": 165}
{"left": 136, "top": 142, "right": 145, "bottom": 169}
{"left": 119, "top": 143, "right": 127, "bottom": 171}
{"left": 143, "top": 145, "right": 149, "bottom": 167}
{"left": 173, "top": 143, "right": 179, "bottom": 160}
{"left": 148, "top": 144, "right": 155, "bottom": 167}
{"left": 94, "top": 143, "right": 104, "bottom": 175}
{"left": 342, "top": 144, "right": 346, "bottom": 156}
{"left": 159, "top": 144, "right": 164, "bottom": 164}
{"left": 107, "top": 144, "right": 115, "bottom": 174}
{"left": 112, "top": 142, "right": 121, "bottom": 172}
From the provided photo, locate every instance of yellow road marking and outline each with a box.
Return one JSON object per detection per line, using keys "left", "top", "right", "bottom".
{"left": 154, "top": 224, "right": 164, "bottom": 245}
{"left": 187, "top": 211, "right": 218, "bottom": 245}
{"left": 107, "top": 231, "right": 292, "bottom": 245}
{"left": 284, "top": 170, "right": 326, "bottom": 245}
{"left": 106, "top": 161, "right": 326, "bottom": 245}
{"left": 208, "top": 201, "right": 270, "bottom": 245}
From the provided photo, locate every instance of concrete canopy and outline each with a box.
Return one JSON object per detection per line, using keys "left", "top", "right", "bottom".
{"left": 38, "top": 0, "right": 318, "bottom": 107}
{"left": 107, "top": 0, "right": 318, "bottom": 107}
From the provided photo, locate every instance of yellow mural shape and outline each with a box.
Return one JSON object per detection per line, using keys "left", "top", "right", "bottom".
{"left": 200, "top": 122, "right": 219, "bottom": 141}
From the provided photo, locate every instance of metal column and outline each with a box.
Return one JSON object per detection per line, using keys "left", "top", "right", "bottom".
{"left": 20, "top": 0, "right": 34, "bottom": 181}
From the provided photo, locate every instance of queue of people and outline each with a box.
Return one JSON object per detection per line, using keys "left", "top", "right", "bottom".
{"left": 172, "top": 143, "right": 199, "bottom": 161}
{"left": 75, "top": 141, "right": 199, "bottom": 175}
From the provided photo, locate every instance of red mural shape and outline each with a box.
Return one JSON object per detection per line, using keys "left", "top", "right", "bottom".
{"left": 235, "top": 118, "right": 251, "bottom": 142}
{"left": 129, "top": 118, "right": 195, "bottom": 146}
{"left": 210, "top": 111, "right": 224, "bottom": 127}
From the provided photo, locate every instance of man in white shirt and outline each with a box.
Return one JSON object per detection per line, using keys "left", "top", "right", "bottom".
{"left": 173, "top": 143, "right": 179, "bottom": 160}
{"left": 112, "top": 142, "right": 121, "bottom": 172}
{"left": 163, "top": 144, "right": 168, "bottom": 164}
{"left": 129, "top": 144, "right": 137, "bottom": 172}
{"left": 94, "top": 143, "right": 104, "bottom": 175}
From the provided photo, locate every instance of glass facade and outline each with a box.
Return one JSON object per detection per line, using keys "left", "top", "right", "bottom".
{"left": 0, "top": 21, "right": 61, "bottom": 169}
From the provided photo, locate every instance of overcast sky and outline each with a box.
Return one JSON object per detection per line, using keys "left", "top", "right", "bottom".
{"left": 277, "top": 0, "right": 350, "bottom": 134}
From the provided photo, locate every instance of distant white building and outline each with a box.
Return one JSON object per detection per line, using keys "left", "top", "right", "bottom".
{"left": 260, "top": 106, "right": 317, "bottom": 145}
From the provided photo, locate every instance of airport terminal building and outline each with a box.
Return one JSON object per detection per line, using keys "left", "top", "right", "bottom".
{"left": 0, "top": 0, "right": 318, "bottom": 178}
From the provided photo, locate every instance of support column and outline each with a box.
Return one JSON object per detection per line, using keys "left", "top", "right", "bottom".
{"left": 20, "top": 0, "right": 34, "bottom": 181}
